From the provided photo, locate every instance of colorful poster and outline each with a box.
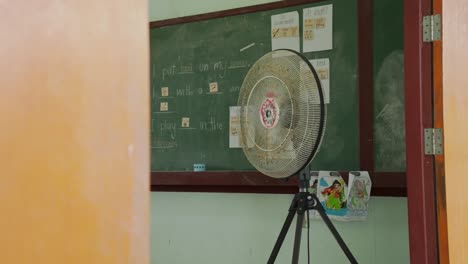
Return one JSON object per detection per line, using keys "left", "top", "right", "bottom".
{"left": 271, "top": 11, "right": 300, "bottom": 51}
{"left": 303, "top": 4, "right": 333, "bottom": 52}
{"left": 317, "top": 171, "right": 348, "bottom": 220}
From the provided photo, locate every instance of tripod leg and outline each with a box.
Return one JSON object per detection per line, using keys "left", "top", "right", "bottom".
{"left": 314, "top": 196, "right": 358, "bottom": 264}
{"left": 291, "top": 210, "right": 305, "bottom": 264}
{"left": 267, "top": 194, "right": 298, "bottom": 264}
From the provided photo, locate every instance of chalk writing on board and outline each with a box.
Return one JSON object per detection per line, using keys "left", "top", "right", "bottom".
{"left": 228, "top": 60, "right": 249, "bottom": 69}
{"left": 213, "top": 61, "right": 227, "bottom": 71}
{"left": 229, "top": 86, "right": 240, "bottom": 93}
{"left": 162, "top": 65, "right": 176, "bottom": 80}
{"left": 154, "top": 111, "right": 176, "bottom": 114}
{"left": 198, "top": 63, "right": 209, "bottom": 72}
{"left": 240, "top": 43, "right": 255, "bottom": 52}
{"left": 154, "top": 119, "right": 177, "bottom": 149}
{"left": 177, "top": 64, "right": 193, "bottom": 74}
{"left": 213, "top": 61, "right": 228, "bottom": 78}
{"left": 159, "top": 120, "right": 176, "bottom": 133}
{"left": 152, "top": 141, "right": 177, "bottom": 149}
{"left": 176, "top": 85, "right": 195, "bottom": 96}
{"left": 199, "top": 117, "right": 224, "bottom": 132}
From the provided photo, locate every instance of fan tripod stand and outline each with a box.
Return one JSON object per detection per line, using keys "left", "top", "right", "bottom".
{"left": 267, "top": 169, "right": 358, "bottom": 264}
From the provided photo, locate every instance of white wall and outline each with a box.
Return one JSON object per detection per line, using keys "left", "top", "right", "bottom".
{"left": 152, "top": 192, "right": 410, "bottom": 264}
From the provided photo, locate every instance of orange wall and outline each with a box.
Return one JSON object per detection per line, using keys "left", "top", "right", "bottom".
{"left": 0, "top": 1, "right": 149, "bottom": 263}
{"left": 443, "top": 1, "right": 468, "bottom": 263}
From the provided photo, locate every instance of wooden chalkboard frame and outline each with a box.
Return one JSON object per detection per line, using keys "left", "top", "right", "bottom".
{"left": 149, "top": 0, "right": 407, "bottom": 197}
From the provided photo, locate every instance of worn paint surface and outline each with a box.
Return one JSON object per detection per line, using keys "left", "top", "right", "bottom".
{"left": 0, "top": 1, "right": 149, "bottom": 263}
{"left": 443, "top": 1, "right": 468, "bottom": 263}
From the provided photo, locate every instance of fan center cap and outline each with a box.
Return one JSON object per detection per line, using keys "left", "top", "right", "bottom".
{"left": 260, "top": 97, "right": 280, "bottom": 129}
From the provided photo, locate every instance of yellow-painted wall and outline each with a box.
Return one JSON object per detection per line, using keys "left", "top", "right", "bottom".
{"left": 0, "top": 1, "right": 149, "bottom": 263}
{"left": 443, "top": 1, "right": 468, "bottom": 263}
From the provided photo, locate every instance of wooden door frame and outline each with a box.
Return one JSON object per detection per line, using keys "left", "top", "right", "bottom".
{"left": 433, "top": 0, "right": 450, "bottom": 262}
{"left": 405, "top": 0, "right": 440, "bottom": 263}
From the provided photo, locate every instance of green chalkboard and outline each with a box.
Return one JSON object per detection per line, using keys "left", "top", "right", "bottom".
{"left": 150, "top": 0, "right": 359, "bottom": 172}
{"left": 373, "top": 0, "right": 406, "bottom": 172}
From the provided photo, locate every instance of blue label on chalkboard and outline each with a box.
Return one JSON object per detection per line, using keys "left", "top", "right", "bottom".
{"left": 193, "top": 164, "right": 206, "bottom": 172}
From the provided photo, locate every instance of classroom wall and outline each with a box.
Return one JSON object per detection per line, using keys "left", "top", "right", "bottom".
{"left": 0, "top": 1, "right": 149, "bottom": 263}
{"left": 152, "top": 193, "right": 409, "bottom": 264}
{"left": 150, "top": 1, "right": 410, "bottom": 264}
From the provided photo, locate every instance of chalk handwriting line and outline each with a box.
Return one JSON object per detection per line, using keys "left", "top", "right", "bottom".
{"left": 376, "top": 104, "right": 390, "bottom": 119}
{"left": 152, "top": 145, "right": 177, "bottom": 149}
{"left": 153, "top": 111, "right": 177, "bottom": 114}
{"left": 240, "top": 43, "right": 255, "bottom": 52}
{"left": 228, "top": 65, "right": 248, "bottom": 69}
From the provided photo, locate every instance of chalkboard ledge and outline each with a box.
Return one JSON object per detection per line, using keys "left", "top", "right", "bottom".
{"left": 151, "top": 171, "right": 406, "bottom": 197}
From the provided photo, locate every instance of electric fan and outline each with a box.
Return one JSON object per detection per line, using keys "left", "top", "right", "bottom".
{"left": 238, "top": 49, "right": 357, "bottom": 264}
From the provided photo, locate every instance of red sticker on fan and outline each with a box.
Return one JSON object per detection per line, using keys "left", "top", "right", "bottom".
{"left": 260, "top": 98, "right": 279, "bottom": 129}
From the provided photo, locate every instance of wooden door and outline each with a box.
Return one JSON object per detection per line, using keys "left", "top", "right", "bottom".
{"left": 442, "top": 1, "right": 468, "bottom": 263}
{"left": 0, "top": 1, "right": 149, "bottom": 263}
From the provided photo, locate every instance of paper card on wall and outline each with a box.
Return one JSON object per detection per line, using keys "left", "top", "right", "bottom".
{"left": 229, "top": 106, "right": 241, "bottom": 148}
{"left": 317, "top": 171, "right": 348, "bottom": 220}
{"left": 303, "top": 4, "right": 333, "bottom": 52}
{"left": 161, "top": 87, "right": 169, "bottom": 97}
{"left": 347, "top": 171, "right": 372, "bottom": 220}
{"left": 209, "top": 82, "right": 219, "bottom": 93}
{"left": 160, "top": 102, "right": 168, "bottom": 111}
{"left": 271, "top": 11, "right": 300, "bottom": 52}
{"left": 309, "top": 58, "right": 330, "bottom": 103}
{"left": 181, "top": 117, "right": 190, "bottom": 128}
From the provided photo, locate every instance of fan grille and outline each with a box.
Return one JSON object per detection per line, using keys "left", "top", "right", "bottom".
{"left": 238, "top": 50, "right": 326, "bottom": 178}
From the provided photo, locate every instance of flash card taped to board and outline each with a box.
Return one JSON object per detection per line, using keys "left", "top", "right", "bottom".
{"left": 229, "top": 106, "right": 241, "bottom": 148}
{"left": 303, "top": 4, "right": 333, "bottom": 52}
{"left": 271, "top": 11, "right": 300, "bottom": 51}
{"left": 309, "top": 58, "right": 330, "bottom": 103}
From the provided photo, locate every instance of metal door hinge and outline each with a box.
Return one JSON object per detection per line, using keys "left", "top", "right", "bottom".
{"left": 424, "top": 128, "right": 444, "bottom": 155}
{"left": 423, "top": 14, "right": 441, "bottom": 42}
